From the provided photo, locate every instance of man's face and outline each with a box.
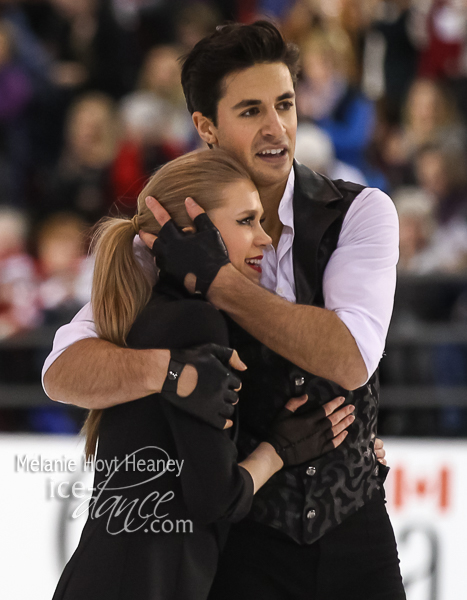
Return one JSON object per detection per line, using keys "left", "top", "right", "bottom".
{"left": 207, "top": 63, "right": 297, "bottom": 190}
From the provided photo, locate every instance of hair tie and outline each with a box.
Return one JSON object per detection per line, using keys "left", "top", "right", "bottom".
{"left": 131, "top": 214, "right": 140, "bottom": 235}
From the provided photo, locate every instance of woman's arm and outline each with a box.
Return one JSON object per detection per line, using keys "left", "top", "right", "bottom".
{"left": 162, "top": 402, "right": 256, "bottom": 525}
{"left": 166, "top": 389, "right": 355, "bottom": 524}
{"left": 239, "top": 443, "right": 283, "bottom": 494}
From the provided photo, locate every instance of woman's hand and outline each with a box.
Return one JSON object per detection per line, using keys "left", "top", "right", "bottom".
{"left": 161, "top": 344, "right": 246, "bottom": 430}
{"left": 374, "top": 437, "right": 387, "bottom": 466}
{"left": 266, "top": 396, "right": 355, "bottom": 467}
{"left": 140, "top": 196, "right": 230, "bottom": 297}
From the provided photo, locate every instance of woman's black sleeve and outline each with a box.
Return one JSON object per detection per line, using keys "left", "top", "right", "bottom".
{"left": 161, "top": 400, "right": 254, "bottom": 524}
{"left": 129, "top": 298, "right": 254, "bottom": 524}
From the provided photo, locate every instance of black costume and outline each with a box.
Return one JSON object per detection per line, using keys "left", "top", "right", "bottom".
{"left": 208, "top": 164, "right": 406, "bottom": 599}
{"left": 52, "top": 280, "right": 253, "bottom": 600}
{"left": 53, "top": 163, "right": 405, "bottom": 600}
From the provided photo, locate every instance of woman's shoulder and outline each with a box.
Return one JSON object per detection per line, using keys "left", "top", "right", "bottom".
{"left": 127, "top": 291, "right": 230, "bottom": 350}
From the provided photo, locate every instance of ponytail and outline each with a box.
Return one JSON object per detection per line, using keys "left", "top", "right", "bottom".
{"left": 82, "top": 217, "right": 153, "bottom": 459}
{"left": 80, "top": 148, "right": 253, "bottom": 459}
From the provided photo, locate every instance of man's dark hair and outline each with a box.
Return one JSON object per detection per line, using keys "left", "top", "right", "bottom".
{"left": 181, "top": 20, "right": 300, "bottom": 125}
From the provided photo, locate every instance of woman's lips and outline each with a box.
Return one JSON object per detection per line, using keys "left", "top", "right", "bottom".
{"left": 248, "top": 263, "right": 262, "bottom": 273}
{"left": 245, "top": 256, "right": 263, "bottom": 273}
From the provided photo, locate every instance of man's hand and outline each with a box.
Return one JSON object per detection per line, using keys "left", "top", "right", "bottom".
{"left": 161, "top": 344, "right": 246, "bottom": 430}
{"left": 266, "top": 396, "right": 355, "bottom": 467}
{"left": 140, "top": 196, "right": 230, "bottom": 297}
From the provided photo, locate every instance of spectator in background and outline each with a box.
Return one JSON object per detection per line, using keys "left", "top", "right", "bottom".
{"left": 381, "top": 78, "right": 466, "bottom": 187}
{"left": 175, "top": 2, "right": 221, "bottom": 52}
{"left": 294, "top": 122, "right": 367, "bottom": 185}
{"left": 35, "top": 212, "right": 92, "bottom": 325}
{"left": 0, "top": 207, "right": 40, "bottom": 340}
{"left": 0, "top": 0, "right": 53, "bottom": 94}
{"left": 404, "top": 77, "right": 464, "bottom": 151}
{"left": 393, "top": 185, "right": 467, "bottom": 274}
{"left": 44, "top": 0, "right": 135, "bottom": 98}
{"left": 22, "top": 0, "right": 136, "bottom": 169}
{"left": 0, "top": 206, "right": 39, "bottom": 433}
{"left": 46, "top": 92, "right": 120, "bottom": 224}
{"left": 0, "top": 20, "right": 33, "bottom": 206}
{"left": 116, "top": 44, "right": 194, "bottom": 208}
{"left": 296, "top": 26, "right": 379, "bottom": 185}
{"left": 417, "top": 0, "right": 467, "bottom": 80}
{"left": 393, "top": 183, "right": 467, "bottom": 436}
{"left": 395, "top": 187, "right": 436, "bottom": 274}
{"left": 365, "top": 0, "right": 419, "bottom": 119}
{"left": 121, "top": 44, "right": 192, "bottom": 161}
{"left": 415, "top": 142, "right": 467, "bottom": 230}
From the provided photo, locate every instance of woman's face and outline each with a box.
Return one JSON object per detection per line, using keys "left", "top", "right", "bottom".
{"left": 207, "top": 179, "right": 272, "bottom": 284}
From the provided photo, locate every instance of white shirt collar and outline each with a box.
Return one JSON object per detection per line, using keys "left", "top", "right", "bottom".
{"left": 277, "top": 166, "right": 295, "bottom": 229}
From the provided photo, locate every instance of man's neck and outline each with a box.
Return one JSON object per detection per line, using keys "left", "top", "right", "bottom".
{"left": 257, "top": 177, "right": 289, "bottom": 249}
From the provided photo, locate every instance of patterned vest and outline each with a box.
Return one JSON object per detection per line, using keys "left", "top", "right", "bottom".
{"left": 228, "top": 163, "right": 388, "bottom": 545}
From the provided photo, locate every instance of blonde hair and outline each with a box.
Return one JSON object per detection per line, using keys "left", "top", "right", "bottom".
{"left": 83, "top": 149, "right": 252, "bottom": 457}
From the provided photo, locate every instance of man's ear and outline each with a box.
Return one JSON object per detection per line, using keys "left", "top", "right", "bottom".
{"left": 192, "top": 112, "right": 219, "bottom": 146}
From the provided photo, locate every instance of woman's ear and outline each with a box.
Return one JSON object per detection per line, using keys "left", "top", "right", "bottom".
{"left": 192, "top": 112, "right": 219, "bottom": 146}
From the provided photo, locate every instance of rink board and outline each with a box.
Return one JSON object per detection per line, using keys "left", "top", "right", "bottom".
{"left": 0, "top": 435, "right": 465, "bottom": 600}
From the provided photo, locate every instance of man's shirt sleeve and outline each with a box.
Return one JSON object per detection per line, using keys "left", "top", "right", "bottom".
{"left": 323, "top": 187, "right": 399, "bottom": 380}
{"left": 41, "top": 302, "right": 97, "bottom": 396}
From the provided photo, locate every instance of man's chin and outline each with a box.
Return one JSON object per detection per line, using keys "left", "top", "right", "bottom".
{"left": 250, "top": 161, "right": 292, "bottom": 188}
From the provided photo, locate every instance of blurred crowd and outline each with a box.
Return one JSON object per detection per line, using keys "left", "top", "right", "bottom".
{"left": 1, "top": 0, "right": 467, "bottom": 434}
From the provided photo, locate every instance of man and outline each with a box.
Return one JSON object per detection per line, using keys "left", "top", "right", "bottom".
{"left": 43, "top": 21, "right": 402, "bottom": 599}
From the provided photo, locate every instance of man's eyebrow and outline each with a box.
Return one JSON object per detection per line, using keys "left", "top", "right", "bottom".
{"left": 277, "top": 92, "right": 295, "bottom": 101}
{"left": 231, "top": 99, "right": 261, "bottom": 110}
{"left": 232, "top": 92, "right": 295, "bottom": 111}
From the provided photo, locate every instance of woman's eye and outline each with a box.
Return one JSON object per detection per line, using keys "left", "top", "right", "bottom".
{"left": 278, "top": 101, "right": 294, "bottom": 111}
{"left": 237, "top": 217, "right": 253, "bottom": 225}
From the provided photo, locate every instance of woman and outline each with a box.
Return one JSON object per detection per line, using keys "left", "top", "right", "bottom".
{"left": 52, "top": 149, "right": 358, "bottom": 600}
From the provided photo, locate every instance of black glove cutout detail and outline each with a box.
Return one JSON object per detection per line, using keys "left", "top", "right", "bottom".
{"left": 152, "top": 214, "right": 230, "bottom": 297}
{"left": 266, "top": 404, "right": 337, "bottom": 467}
{"left": 161, "top": 343, "right": 241, "bottom": 429}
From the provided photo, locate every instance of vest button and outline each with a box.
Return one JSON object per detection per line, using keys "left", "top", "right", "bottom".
{"left": 306, "top": 510, "right": 316, "bottom": 519}
{"left": 295, "top": 376, "right": 305, "bottom": 387}
{"left": 306, "top": 466, "right": 316, "bottom": 476}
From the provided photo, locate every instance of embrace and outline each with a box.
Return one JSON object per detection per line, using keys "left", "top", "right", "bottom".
{"left": 45, "top": 21, "right": 403, "bottom": 600}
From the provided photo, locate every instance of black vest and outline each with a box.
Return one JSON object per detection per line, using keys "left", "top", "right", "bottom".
{"left": 228, "top": 163, "right": 388, "bottom": 545}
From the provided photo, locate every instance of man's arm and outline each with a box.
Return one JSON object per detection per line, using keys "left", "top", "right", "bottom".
{"left": 207, "top": 189, "right": 398, "bottom": 389}
{"left": 42, "top": 302, "right": 172, "bottom": 407}
{"left": 207, "top": 266, "right": 366, "bottom": 390}
{"left": 43, "top": 338, "right": 173, "bottom": 408}
{"left": 42, "top": 301, "right": 244, "bottom": 414}
{"left": 144, "top": 189, "right": 399, "bottom": 391}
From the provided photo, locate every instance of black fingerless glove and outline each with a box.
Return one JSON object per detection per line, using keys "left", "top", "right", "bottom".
{"left": 161, "top": 343, "right": 241, "bottom": 429}
{"left": 266, "top": 405, "right": 335, "bottom": 467}
{"left": 152, "top": 214, "right": 230, "bottom": 297}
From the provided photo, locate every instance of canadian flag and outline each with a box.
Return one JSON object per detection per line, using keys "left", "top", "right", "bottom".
{"left": 391, "top": 466, "right": 451, "bottom": 511}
